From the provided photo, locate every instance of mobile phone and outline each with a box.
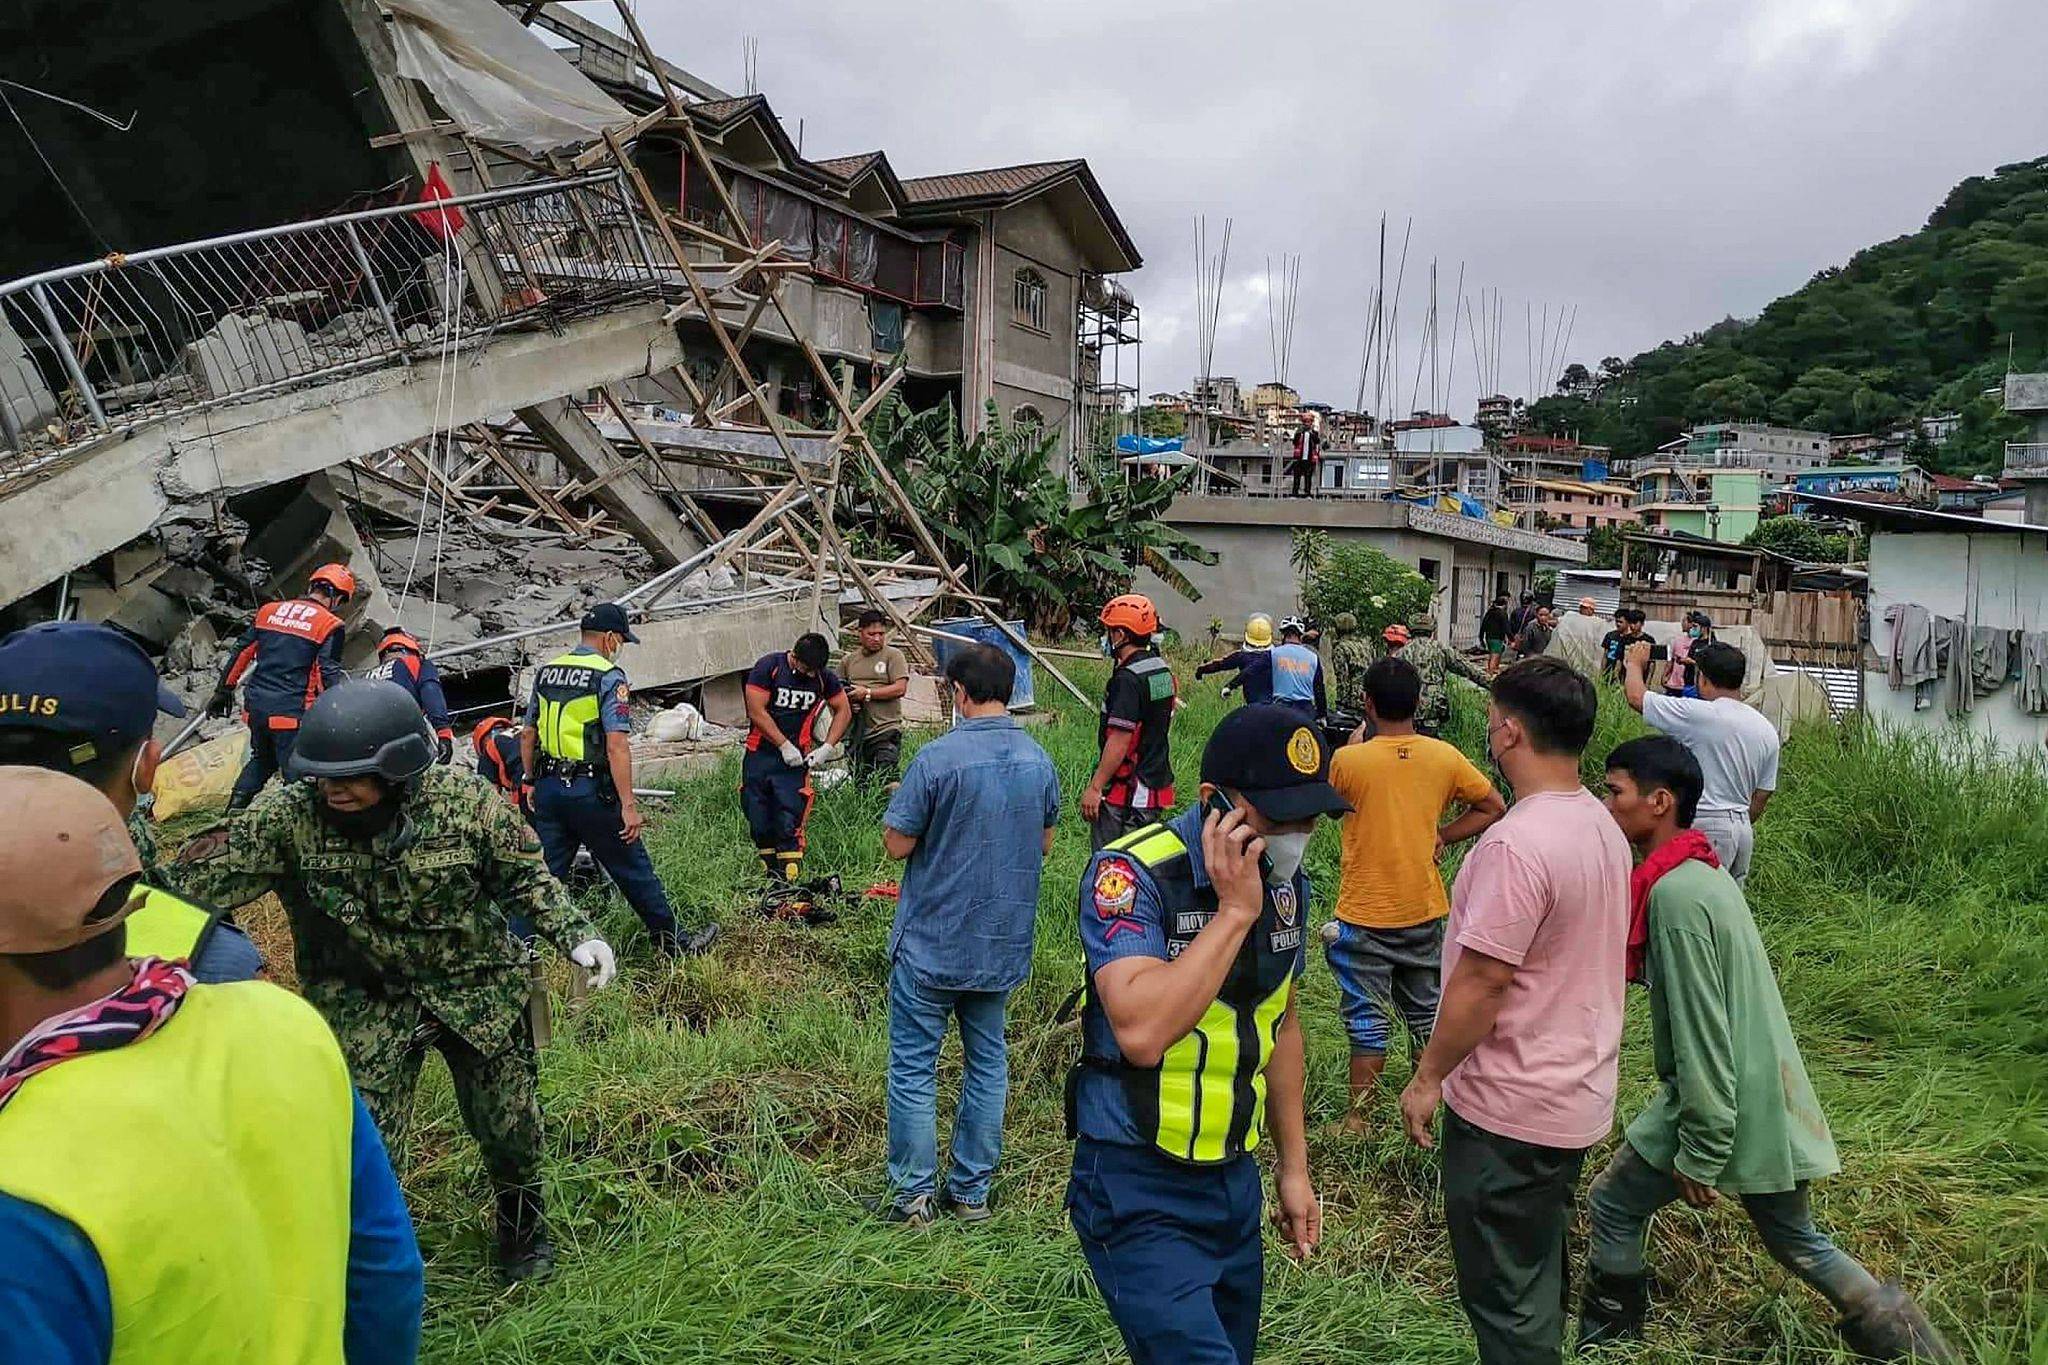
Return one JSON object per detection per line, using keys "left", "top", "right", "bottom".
{"left": 1205, "top": 789, "right": 1274, "bottom": 881}
{"left": 1648, "top": 643, "right": 1669, "bottom": 662}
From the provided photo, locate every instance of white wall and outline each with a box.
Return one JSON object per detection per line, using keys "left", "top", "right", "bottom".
{"left": 1863, "top": 531, "right": 2048, "bottom": 757}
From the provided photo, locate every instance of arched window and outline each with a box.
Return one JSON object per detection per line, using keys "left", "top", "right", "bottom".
{"left": 1012, "top": 403, "right": 1046, "bottom": 433}
{"left": 1012, "top": 268, "right": 1047, "bottom": 332}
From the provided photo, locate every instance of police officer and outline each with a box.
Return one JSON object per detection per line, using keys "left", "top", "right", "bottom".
{"left": 1326, "top": 612, "right": 1373, "bottom": 716}
{"left": 520, "top": 604, "right": 715, "bottom": 956}
{"left": 0, "top": 767, "right": 424, "bottom": 1361}
{"left": 1269, "top": 616, "right": 1326, "bottom": 721}
{"left": 174, "top": 680, "right": 615, "bottom": 1283}
{"left": 1193, "top": 613, "right": 1276, "bottom": 705}
{"left": 1082, "top": 595, "right": 1178, "bottom": 850}
{"left": 0, "top": 621, "right": 261, "bottom": 982}
{"left": 740, "top": 631, "right": 852, "bottom": 882}
{"left": 1069, "top": 704, "right": 1348, "bottom": 1364}
{"left": 211, "top": 561, "right": 354, "bottom": 810}
{"left": 369, "top": 628, "right": 454, "bottom": 764}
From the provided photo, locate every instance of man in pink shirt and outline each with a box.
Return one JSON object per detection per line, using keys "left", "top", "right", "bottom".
{"left": 1398, "top": 656, "right": 1631, "bottom": 1365}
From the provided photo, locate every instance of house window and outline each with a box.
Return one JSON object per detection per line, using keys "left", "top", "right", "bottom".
{"left": 1419, "top": 557, "right": 1441, "bottom": 583}
{"left": 1012, "top": 268, "right": 1048, "bottom": 332}
{"left": 1012, "top": 403, "right": 1046, "bottom": 434}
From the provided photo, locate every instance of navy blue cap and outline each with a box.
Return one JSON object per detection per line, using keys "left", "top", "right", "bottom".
{"left": 581, "top": 602, "right": 639, "bottom": 643}
{"left": 1199, "top": 703, "right": 1350, "bottom": 823}
{"left": 0, "top": 622, "right": 186, "bottom": 759}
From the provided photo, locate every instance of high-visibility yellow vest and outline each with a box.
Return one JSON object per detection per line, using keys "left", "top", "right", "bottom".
{"left": 1079, "top": 822, "right": 1301, "bottom": 1164}
{"left": 532, "top": 650, "right": 610, "bottom": 763}
{"left": 0, "top": 982, "right": 354, "bottom": 1365}
{"left": 124, "top": 883, "right": 219, "bottom": 963}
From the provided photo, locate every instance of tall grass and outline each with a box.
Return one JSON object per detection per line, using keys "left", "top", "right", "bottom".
{"left": 400, "top": 664, "right": 2046, "bottom": 1362}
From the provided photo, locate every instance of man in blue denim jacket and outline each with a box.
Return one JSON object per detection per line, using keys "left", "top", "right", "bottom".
{"left": 869, "top": 643, "right": 1060, "bottom": 1224}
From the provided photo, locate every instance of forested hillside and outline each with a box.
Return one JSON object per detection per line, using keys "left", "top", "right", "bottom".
{"left": 1527, "top": 155, "right": 2048, "bottom": 472}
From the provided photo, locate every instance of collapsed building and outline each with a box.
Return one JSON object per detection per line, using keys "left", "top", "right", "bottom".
{"left": 0, "top": 0, "right": 1127, "bottom": 744}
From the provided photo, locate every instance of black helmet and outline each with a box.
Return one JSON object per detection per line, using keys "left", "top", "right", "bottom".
{"left": 289, "top": 680, "right": 436, "bottom": 782}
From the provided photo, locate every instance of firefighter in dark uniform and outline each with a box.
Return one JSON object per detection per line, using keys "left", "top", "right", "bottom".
{"left": 1081, "top": 594, "right": 1179, "bottom": 850}
{"left": 1068, "top": 704, "right": 1348, "bottom": 1365}
{"left": 0, "top": 621, "right": 262, "bottom": 982}
{"left": 472, "top": 715, "right": 525, "bottom": 810}
{"left": 519, "top": 604, "right": 716, "bottom": 957}
{"left": 210, "top": 561, "right": 354, "bottom": 810}
{"left": 368, "top": 628, "right": 454, "bottom": 764}
{"left": 740, "top": 632, "right": 852, "bottom": 882}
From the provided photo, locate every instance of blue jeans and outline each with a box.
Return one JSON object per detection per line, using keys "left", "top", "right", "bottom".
{"left": 1068, "top": 1138, "right": 1263, "bottom": 1365}
{"left": 230, "top": 722, "right": 297, "bottom": 808}
{"left": 885, "top": 962, "right": 1009, "bottom": 1207}
{"left": 530, "top": 774, "right": 676, "bottom": 943}
{"left": 1588, "top": 1141, "right": 1880, "bottom": 1311}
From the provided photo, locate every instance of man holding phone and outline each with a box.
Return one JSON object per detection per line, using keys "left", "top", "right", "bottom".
{"left": 1067, "top": 704, "right": 1350, "bottom": 1364}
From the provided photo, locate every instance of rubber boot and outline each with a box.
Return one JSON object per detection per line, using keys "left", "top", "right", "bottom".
{"left": 1836, "top": 1281, "right": 1959, "bottom": 1362}
{"left": 756, "top": 848, "right": 780, "bottom": 880}
{"left": 494, "top": 1185, "right": 555, "bottom": 1285}
{"left": 1576, "top": 1268, "right": 1649, "bottom": 1348}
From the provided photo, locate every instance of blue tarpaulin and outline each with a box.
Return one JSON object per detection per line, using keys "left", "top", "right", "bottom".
{"left": 1115, "top": 434, "right": 1184, "bottom": 456}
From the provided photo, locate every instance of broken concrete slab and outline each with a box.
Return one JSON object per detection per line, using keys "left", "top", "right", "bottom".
{"left": 185, "top": 313, "right": 317, "bottom": 398}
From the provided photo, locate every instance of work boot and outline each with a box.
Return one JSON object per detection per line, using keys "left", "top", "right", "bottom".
{"left": 1576, "top": 1268, "right": 1649, "bottom": 1348}
{"left": 858, "top": 1192, "right": 934, "bottom": 1226}
{"left": 494, "top": 1186, "right": 555, "bottom": 1285}
{"left": 1836, "top": 1281, "right": 1959, "bottom": 1362}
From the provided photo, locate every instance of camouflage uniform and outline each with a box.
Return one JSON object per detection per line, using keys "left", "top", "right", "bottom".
{"left": 1399, "top": 635, "right": 1492, "bottom": 734}
{"left": 1329, "top": 634, "right": 1377, "bottom": 716}
{"left": 175, "top": 766, "right": 596, "bottom": 1194}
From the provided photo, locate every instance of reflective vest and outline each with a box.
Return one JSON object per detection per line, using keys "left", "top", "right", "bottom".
{"left": 0, "top": 982, "right": 354, "bottom": 1365}
{"left": 532, "top": 650, "right": 610, "bottom": 764}
{"left": 1077, "top": 822, "right": 1301, "bottom": 1164}
{"left": 124, "top": 883, "right": 220, "bottom": 963}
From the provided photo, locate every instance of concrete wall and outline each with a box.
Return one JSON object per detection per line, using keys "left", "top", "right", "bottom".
{"left": 1133, "top": 517, "right": 1537, "bottom": 645}
{"left": 988, "top": 198, "right": 1082, "bottom": 455}
{"left": 1862, "top": 529, "right": 2048, "bottom": 758}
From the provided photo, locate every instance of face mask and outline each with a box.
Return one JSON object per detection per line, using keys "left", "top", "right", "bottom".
{"left": 1262, "top": 831, "right": 1310, "bottom": 885}
{"left": 315, "top": 782, "right": 404, "bottom": 842}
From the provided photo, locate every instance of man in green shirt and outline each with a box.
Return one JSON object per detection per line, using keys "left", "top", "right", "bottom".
{"left": 1587, "top": 736, "right": 1956, "bottom": 1362}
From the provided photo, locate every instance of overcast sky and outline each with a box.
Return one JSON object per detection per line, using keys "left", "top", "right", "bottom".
{"left": 597, "top": 0, "right": 2048, "bottom": 421}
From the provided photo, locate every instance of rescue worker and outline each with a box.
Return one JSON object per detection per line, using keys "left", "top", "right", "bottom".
{"left": 1081, "top": 595, "right": 1177, "bottom": 850}
{"left": 210, "top": 560, "right": 353, "bottom": 811}
{"left": 0, "top": 768, "right": 426, "bottom": 1365}
{"left": 473, "top": 715, "right": 525, "bottom": 810}
{"left": 1327, "top": 612, "right": 1374, "bottom": 716}
{"left": 1194, "top": 613, "right": 1275, "bottom": 704}
{"left": 1068, "top": 704, "right": 1348, "bottom": 1363}
{"left": 741, "top": 632, "right": 853, "bottom": 882}
{"left": 520, "top": 604, "right": 714, "bottom": 956}
{"left": 1269, "top": 616, "right": 1327, "bottom": 721}
{"left": 173, "top": 680, "right": 616, "bottom": 1284}
{"left": 0, "top": 621, "right": 261, "bottom": 982}
{"left": 369, "top": 629, "right": 454, "bottom": 764}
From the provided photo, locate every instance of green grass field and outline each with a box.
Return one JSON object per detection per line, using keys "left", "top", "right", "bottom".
{"left": 403, "top": 666, "right": 2048, "bottom": 1363}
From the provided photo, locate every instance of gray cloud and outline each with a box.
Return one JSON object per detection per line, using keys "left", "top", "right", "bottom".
{"left": 604, "top": 0, "right": 2048, "bottom": 418}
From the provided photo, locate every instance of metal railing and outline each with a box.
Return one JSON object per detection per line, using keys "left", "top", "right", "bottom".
{"left": 2004, "top": 442, "right": 2048, "bottom": 476}
{"left": 0, "top": 169, "right": 669, "bottom": 458}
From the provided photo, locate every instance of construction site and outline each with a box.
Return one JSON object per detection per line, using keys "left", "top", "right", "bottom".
{"left": 0, "top": 4, "right": 2040, "bottom": 1364}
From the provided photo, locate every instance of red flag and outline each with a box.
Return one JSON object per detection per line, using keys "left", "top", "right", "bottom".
{"left": 414, "top": 162, "right": 467, "bottom": 240}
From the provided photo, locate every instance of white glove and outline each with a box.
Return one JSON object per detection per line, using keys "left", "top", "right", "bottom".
{"left": 570, "top": 938, "right": 616, "bottom": 990}
{"left": 779, "top": 740, "right": 804, "bottom": 768}
{"left": 805, "top": 741, "right": 843, "bottom": 768}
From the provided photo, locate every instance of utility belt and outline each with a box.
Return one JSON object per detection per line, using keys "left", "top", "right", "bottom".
{"left": 536, "top": 757, "right": 608, "bottom": 785}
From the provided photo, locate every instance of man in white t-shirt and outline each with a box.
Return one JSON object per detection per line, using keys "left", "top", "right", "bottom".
{"left": 1623, "top": 638, "right": 1780, "bottom": 882}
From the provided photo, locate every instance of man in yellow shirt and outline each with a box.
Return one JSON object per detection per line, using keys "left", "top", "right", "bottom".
{"left": 1324, "top": 656, "right": 1505, "bottom": 1134}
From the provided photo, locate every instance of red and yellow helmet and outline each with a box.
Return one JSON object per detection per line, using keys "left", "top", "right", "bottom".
{"left": 307, "top": 563, "right": 357, "bottom": 599}
{"left": 1098, "top": 594, "right": 1160, "bottom": 639}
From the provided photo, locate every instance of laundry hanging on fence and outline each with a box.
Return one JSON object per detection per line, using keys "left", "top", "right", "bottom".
{"left": 2019, "top": 630, "right": 2048, "bottom": 716}
{"left": 1884, "top": 602, "right": 1939, "bottom": 710}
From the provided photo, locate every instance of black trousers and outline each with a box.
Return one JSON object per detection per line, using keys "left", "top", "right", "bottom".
{"left": 1441, "top": 1106, "right": 1588, "bottom": 1365}
{"left": 1286, "top": 461, "right": 1313, "bottom": 496}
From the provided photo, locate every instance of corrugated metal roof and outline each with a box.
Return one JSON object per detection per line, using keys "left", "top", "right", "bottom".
{"left": 899, "top": 160, "right": 1082, "bottom": 204}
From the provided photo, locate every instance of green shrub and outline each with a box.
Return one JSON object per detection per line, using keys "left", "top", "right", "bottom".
{"left": 1300, "top": 541, "right": 1434, "bottom": 637}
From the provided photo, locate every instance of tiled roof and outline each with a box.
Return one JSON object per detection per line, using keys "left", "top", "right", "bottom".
{"left": 686, "top": 95, "right": 767, "bottom": 125}
{"left": 899, "top": 160, "right": 1083, "bottom": 205}
{"left": 811, "top": 152, "right": 882, "bottom": 180}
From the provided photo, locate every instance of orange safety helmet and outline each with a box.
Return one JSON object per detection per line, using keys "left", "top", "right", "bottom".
{"left": 1098, "top": 594, "right": 1160, "bottom": 639}
{"left": 307, "top": 563, "right": 357, "bottom": 599}
{"left": 471, "top": 715, "right": 518, "bottom": 749}
{"left": 379, "top": 627, "right": 424, "bottom": 656}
